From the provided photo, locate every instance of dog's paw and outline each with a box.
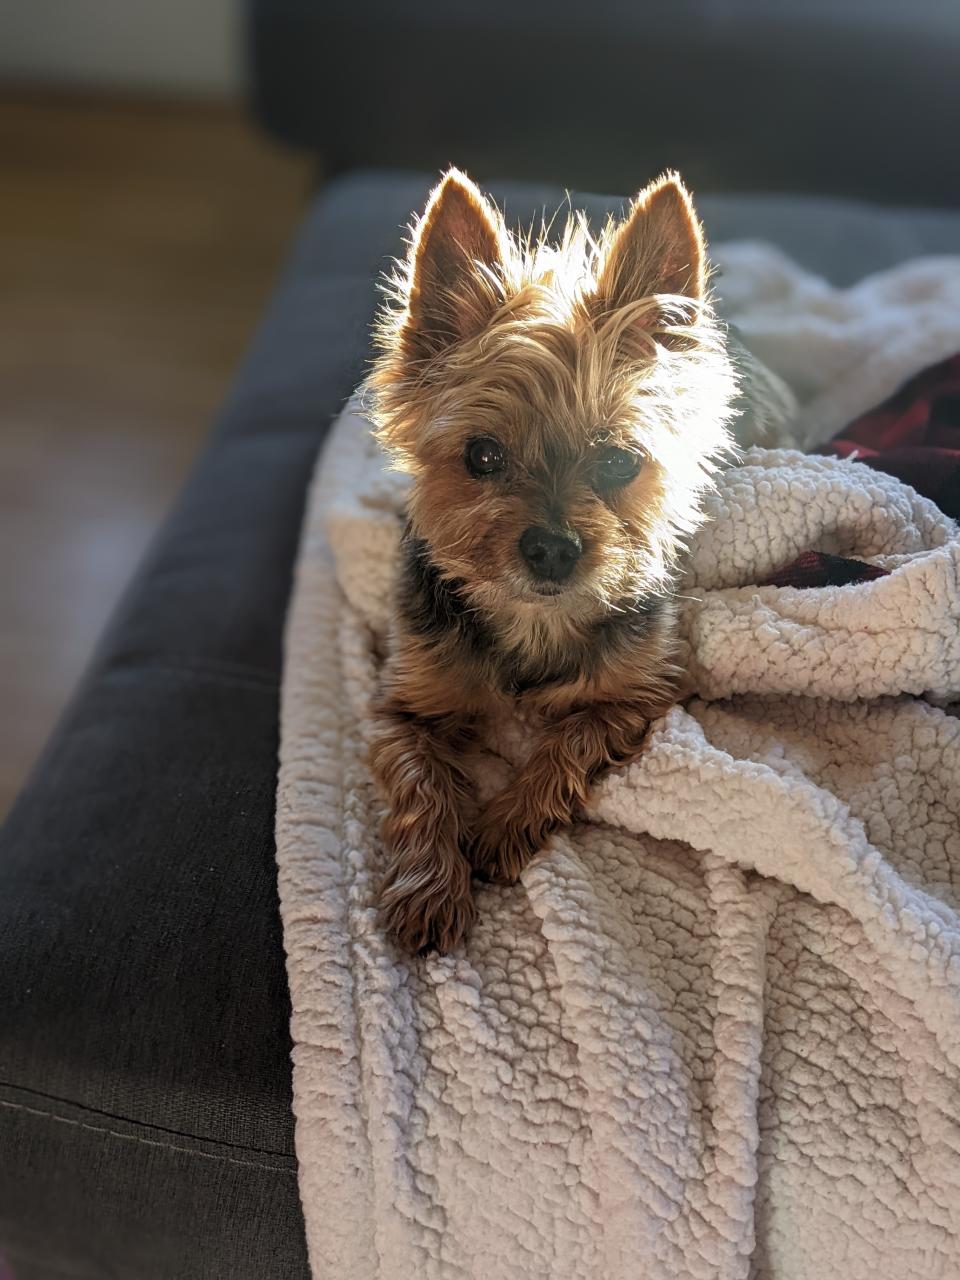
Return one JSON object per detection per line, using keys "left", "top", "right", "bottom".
{"left": 378, "top": 857, "right": 476, "bottom": 956}
{"left": 467, "top": 817, "right": 540, "bottom": 886}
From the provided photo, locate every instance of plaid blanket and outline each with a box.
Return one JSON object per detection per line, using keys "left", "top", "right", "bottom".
{"left": 821, "top": 353, "right": 960, "bottom": 519}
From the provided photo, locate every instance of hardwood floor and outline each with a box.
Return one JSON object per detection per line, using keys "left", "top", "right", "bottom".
{"left": 0, "top": 90, "right": 310, "bottom": 817}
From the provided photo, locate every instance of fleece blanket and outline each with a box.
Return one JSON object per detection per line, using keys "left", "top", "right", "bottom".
{"left": 275, "top": 245, "right": 960, "bottom": 1280}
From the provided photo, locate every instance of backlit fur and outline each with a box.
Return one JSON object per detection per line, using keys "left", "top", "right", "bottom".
{"left": 366, "top": 169, "right": 739, "bottom": 954}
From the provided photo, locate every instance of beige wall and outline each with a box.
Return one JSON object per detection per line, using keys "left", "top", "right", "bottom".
{"left": 0, "top": 0, "right": 243, "bottom": 94}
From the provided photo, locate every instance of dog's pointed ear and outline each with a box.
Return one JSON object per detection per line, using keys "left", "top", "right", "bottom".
{"left": 401, "top": 169, "right": 505, "bottom": 366}
{"left": 595, "top": 173, "right": 706, "bottom": 311}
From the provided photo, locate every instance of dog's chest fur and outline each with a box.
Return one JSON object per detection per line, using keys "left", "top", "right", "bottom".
{"left": 396, "top": 534, "right": 673, "bottom": 714}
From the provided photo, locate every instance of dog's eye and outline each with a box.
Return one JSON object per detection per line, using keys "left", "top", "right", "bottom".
{"left": 465, "top": 437, "right": 506, "bottom": 477}
{"left": 594, "top": 445, "right": 642, "bottom": 488}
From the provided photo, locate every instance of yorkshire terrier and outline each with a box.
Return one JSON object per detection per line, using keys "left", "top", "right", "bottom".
{"left": 367, "top": 168, "right": 740, "bottom": 954}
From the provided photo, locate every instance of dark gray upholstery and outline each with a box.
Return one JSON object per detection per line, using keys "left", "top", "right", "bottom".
{"left": 2, "top": 170, "right": 959, "bottom": 1278}
{"left": 249, "top": 1, "right": 960, "bottom": 206}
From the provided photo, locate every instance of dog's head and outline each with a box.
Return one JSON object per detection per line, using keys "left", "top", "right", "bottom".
{"left": 369, "top": 169, "right": 738, "bottom": 628}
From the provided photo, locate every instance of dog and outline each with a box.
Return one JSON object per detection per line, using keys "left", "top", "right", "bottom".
{"left": 366, "top": 168, "right": 741, "bottom": 954}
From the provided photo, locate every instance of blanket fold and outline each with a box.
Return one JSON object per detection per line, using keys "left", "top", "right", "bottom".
{"left": 276, "top": 246, "right": 960, "bottom": 1280}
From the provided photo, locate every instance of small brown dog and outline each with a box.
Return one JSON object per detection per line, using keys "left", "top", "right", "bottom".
{"left": 367, "top": 169, "right": 738, "bottom": 954}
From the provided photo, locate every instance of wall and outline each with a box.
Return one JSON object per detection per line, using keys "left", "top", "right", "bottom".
{"left": 0, "top": 0, "right": 243, "bottom": 95}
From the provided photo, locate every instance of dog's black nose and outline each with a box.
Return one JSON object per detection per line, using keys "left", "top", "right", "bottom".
{"left": 518, "top": 526, "right": 583, "bottom": 583}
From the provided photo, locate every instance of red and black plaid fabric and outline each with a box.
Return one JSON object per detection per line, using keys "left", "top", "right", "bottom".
{"left": 759, "top": 551, "right": 889, "bottom": 590}
{"left": 753, "top": 353, "right": 960, "bottom": 590}
{"left": 816, "top": 353, "right": 960, "bottom": 519}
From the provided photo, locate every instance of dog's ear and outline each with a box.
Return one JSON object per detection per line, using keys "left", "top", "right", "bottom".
{"left": 595, "top": 172, "right": 706, "bottom": 311}
{"left": 401, "top": 169, "right": 504, "bottom": 366}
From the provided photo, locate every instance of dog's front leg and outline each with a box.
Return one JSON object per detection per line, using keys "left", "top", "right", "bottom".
{"left": 469, "top": 700, "right": 660, "bottom": 885}
{"left": 369, "top": 702, "right": 476, "bottom": 954}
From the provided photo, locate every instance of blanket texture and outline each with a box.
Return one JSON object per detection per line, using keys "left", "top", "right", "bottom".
{"left": 276, "top": 245, "right": 960, "bottom": 1280}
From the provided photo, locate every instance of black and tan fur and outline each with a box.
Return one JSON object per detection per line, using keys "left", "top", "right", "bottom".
{"left": 366, "top": 168, "right": 738, "bottom": 954}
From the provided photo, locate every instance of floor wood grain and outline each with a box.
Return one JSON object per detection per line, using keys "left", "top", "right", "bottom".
{"left": 0, "top": 90, "right": 310, "bottom": 817}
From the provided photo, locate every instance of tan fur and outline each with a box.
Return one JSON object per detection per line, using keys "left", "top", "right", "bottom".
{"left": 365, "top": 169, "right": 739, "bottom": 954}
{"left": 469, "top": 693, "right": 674, "bottom": 885}
{"left": 369, "top": 707, "right": 477, "bottom": 955}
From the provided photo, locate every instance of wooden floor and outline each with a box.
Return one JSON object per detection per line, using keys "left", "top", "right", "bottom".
{"left": 0, "top": 91, "right": 310, "bottom": 818}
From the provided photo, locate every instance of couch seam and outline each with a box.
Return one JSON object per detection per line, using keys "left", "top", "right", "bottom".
{"left": 0, "top": 1078, "right": 293, "bottom": 1158}
{"left": 0, "top": 1097, "right": 297, "bottom": 1175}
{"left": 105, "top": 654, "right": 281, "bottom": 693}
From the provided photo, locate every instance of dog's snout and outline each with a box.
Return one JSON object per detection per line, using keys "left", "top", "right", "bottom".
{"left": 518, "top": 525, "right": 583, "bottom": 583}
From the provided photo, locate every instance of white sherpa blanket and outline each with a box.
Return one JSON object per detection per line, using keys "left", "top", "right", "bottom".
{"left": 276, "top": 245, "right": 960, "bottom": 1280}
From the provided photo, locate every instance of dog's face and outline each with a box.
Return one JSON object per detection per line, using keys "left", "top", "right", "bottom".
{"left": 370, "top": 170, "right": 737, "bottom": 628}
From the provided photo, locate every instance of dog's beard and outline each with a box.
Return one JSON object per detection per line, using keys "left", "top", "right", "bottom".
{"left": 455, "top": 553, "right": 663, "bottom": 628}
